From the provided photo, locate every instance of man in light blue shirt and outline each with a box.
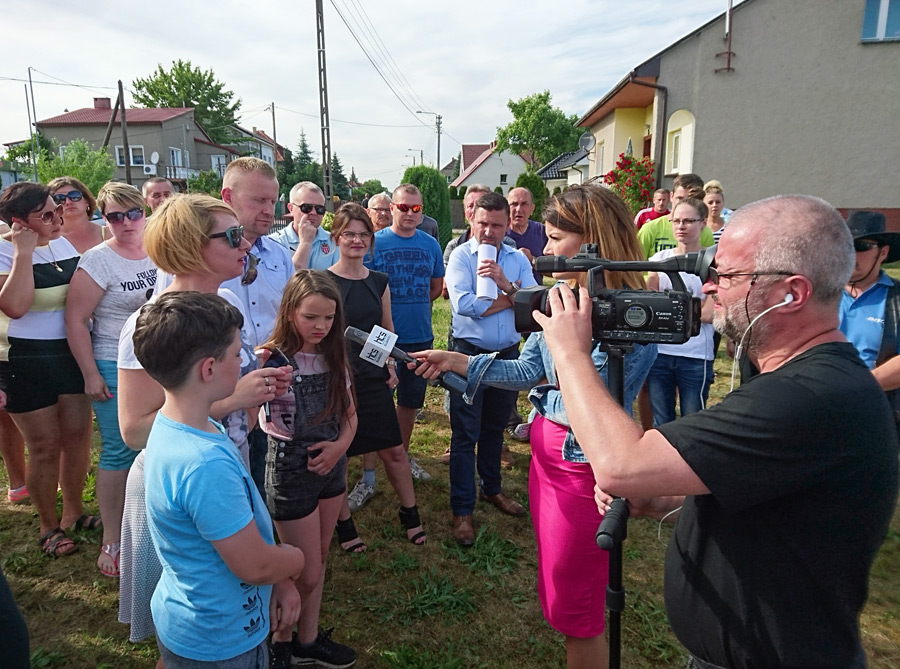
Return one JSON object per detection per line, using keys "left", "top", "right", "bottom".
{"left": 444, "top": 191, "right": 536, "bottom": 546}
{"left": 270, "top": 181, "right": 339, "bottom": 270}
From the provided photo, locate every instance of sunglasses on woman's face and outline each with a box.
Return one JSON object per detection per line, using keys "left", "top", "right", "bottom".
{"left": 29, "top": 204, "right": 63, "bottom": 225}
{"left": 296, "top": 202, "right": 327, "bottom": 215}
{"left": 52, "top": 190, "right": 84, "bottom": 204}
{"left": 208, "top": 225, "right": 245, "bottom": 248}
{"left": 105, "top": 208, "right": 144, "bottom": 224}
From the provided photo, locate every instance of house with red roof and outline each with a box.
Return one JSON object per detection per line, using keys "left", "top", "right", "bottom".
{"left": 450, "top": 141, "right": 533, "bottom": 194}
{"left": 34, "top": 97, "right": 240, "bottom": 188}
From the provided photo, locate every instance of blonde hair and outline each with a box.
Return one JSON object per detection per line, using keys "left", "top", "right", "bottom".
{"left": 703, "top": 180, "right": 724, "bottom": 195}
{"left": 222, "top": 157, "right": 277, "bottom": 188}
{"left": 96, "top": 181, "right": 145, "bottom": 214}
{"left": 144, "top": 194, "right": 237, "bottom": 275}
{"left": 542, "top": 184, "right": 646, "bottom": 290}
{"left": 47, "top": 176, "right": 97, "bottom": 218}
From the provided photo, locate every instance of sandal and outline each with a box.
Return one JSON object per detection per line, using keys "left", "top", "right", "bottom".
{"left": 39, "top": 528, "right": 78, "bottom": 557}
{"left": 70, "top": 514, "right": 102, "bottom": 532}
{"left": 98, "top": 542, "right": 120, "bottom": 578}
{"left": 398, "top": 504, "right": 426, "bottom": 545}
{"left": 335, "top": 517, "right": 367, "bottom": 553}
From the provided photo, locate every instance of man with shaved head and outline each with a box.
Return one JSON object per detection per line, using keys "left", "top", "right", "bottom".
{"left": 539, "top": 195, "right": 899, "bottom": 668}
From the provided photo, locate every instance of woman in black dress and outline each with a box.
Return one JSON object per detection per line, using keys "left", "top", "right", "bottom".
{"left": 327, "top": 204, "right": 425, "bottom": 550}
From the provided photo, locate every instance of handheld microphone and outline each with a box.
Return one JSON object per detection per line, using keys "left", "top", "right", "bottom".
{"left": 343, "top": 327, "right": 468, "bottom": 396}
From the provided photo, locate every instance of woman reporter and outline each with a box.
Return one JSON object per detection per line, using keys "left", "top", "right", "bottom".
{"left": 0, "top": 182, "right": 94, "bottom": 557}
{"left": 411, "top": 184, "right": 657, "bottom": 669}
{"left": 65, "top": 182, "right": 156, "bottom": 576}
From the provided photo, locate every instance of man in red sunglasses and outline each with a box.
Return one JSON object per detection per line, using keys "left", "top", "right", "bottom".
{"left": 367, "top": 184, "right": 444, "bottom": 482}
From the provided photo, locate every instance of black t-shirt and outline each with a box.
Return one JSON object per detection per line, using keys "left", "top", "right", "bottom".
{"left": 659, "top": 342, "right": 899, "bottom": 668}
{"left": 329, "top": 270, "right": 390, "bottom": 382}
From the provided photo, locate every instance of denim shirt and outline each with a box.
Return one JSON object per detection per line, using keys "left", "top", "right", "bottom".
{"left": 464, "top": 332, "right": 657, "bottom": 463}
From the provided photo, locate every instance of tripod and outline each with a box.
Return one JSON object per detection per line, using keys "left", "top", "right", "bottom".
{"left": 594, "top": 342, "right": 632, "bottom": 669}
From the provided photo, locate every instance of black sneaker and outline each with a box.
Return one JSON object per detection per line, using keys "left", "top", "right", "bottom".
{"left": 292, "top": 628, "right": 357, "bottom": 668}
{"left": 269, "top": 640, "right": 293, "bottom": 669}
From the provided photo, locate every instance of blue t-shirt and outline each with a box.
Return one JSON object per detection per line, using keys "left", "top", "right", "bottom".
{"left": 145, "top": 413, "right": 274, "bottom": 661}
{"left": 367, "top": 228, "right": 444, "bottom": 344}
{"left": 839, "top": 271, "right": 896, "bottom": 369}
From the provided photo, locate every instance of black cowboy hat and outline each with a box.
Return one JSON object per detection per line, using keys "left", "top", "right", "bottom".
{"left": 846, "top": 211, "right": 900, "bottom": 263}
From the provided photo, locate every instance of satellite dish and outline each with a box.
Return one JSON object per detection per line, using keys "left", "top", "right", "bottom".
{"left": 150, "top": 151, "right": 160, "bottom": 165}
{"left": 578, "top": 131, "right": 596, "bottom": 152}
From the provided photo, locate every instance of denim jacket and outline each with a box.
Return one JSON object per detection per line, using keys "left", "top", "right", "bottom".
{"left": 464, "top": 332, "right": 657, "bottom": 463}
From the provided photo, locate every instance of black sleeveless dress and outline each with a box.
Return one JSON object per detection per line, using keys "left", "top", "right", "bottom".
{"left": 329, "top": 270, "right": 403, "bottom": 455}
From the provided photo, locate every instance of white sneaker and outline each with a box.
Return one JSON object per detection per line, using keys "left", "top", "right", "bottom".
{"left": 408, "top": 457, "right": 432, "bottom": 482}
{"left": 347, "top": 479, "right": 375, "bottom": 512}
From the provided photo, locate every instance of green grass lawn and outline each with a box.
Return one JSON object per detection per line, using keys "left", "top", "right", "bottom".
{"left": 1, "top": 297, "right": 899, "bottom": 668}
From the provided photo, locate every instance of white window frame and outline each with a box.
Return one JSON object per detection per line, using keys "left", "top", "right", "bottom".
{"left": 500, "top": 174, "right": 508, "bottom": 185}
{"left": 169, "top": 147, "right": 183, "bottom": 168}
{"left": 115, "top": 145, "right": 145, "bottom": 167}
{"left": 862, "top": 0, "right": 900, "bottom": 41}
{"left": 670, "top": 130, "right": 682, "bottom": 173}
{"left": 211, "top": 154, "right": 227, "bottom": 177}
{"left": 665, "top": 110, "right": 695, "bottom": 176}
{"left": 596, "top": 142, "right": 605, "bottom": 176}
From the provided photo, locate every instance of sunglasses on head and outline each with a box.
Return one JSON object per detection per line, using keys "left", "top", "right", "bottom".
{"left": 105, "top": 208, "right": 144, "bottom": 224}
{"left": 208, "top": 225, "right": 245, "bottom": 248}
{"left": 52, "top": 190, "right": 84, "bottom": 204}
{"left": 296, "top": 203, "right": 327, "bottom": 215}
{"left": 30, "top": 204, "right": 63, "bottom": 225}
{"left": 392, "top": 203, "right": 423, "bottom": 214}
{"left": 854, "top": 239, "right": 881, "bottom": 253}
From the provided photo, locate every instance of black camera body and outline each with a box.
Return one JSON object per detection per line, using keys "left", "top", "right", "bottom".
{"left": 514, "top": 245, "right": 717, "bottom": 346}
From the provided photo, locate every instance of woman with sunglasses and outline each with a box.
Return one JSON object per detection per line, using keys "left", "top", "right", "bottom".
{"left": 0, "top": 182, "right": 95, "bottom": 558}
{"left": 65, "top": 182, "right": 156, "bottom": 577}
{"left": 326, "top": 203, "right": 426, "bottom": 551}
{"left": 47, "top": 177, "right": 106, "bottom": 254}
{"left": 115, "top": 194, "right": 294, "bottom": 655}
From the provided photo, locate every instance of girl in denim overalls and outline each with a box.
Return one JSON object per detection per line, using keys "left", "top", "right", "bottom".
{"left": 258, "top": 270, "right": 359, "bottom": 668}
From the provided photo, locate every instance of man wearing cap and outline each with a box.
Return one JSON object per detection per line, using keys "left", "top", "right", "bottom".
{"left": 839, "top": 210, "right": 900, "bottom": 427}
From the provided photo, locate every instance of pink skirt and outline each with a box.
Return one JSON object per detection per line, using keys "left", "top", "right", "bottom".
{"left": 529, "top": 414, "right": 608, "bottom": 638}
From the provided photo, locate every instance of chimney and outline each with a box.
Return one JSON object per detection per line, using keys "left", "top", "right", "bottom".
{"left": 94, "top": 97, "right": 111, "bottom": 110}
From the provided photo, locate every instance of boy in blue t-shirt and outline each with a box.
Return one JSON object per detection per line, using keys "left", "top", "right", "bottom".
{"left": 133, "top": 292, "right": 305, "bottom": 668}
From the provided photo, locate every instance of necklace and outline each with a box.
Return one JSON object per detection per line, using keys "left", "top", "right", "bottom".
{"left": 35, "top": 243, "right": 63, "bottom": 272}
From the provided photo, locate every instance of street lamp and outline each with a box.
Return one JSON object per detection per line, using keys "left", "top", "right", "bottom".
{"left": 408, "top": 148, "right": 424, "bottom": 166}
{"left": 405, "top": 153, "right": 417, "bottom": 167}
{"left": 416, "top": 111, "right": 442, "bottom": 170}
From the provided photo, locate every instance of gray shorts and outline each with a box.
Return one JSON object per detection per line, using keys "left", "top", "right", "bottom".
{"left": 265, "top": 436, "right": 347, "bottom": 521}
{"left": 157, "top": 638, "right": 267, "bottom": 668}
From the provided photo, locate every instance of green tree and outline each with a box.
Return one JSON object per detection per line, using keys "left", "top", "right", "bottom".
{"left": 292, "top": 130, "right": 323, "bottom": 188}
{"left": 495, "top": 90, "right": 582, "bottom": 167}
{"left": 331, "top": 154, "right": 350, "bottom": 200}
{"left": 4, "top": 132, "right": 53, "bottom": 165}
{"left": 352, "top": 178, "right": 386, "bottom": 201}
{"left": 451, "top": 151, "right": 461, "bottom": 181}
{"left": 400, "top": 165, "right": 452, "bottom": 248}
{"left": 447, "top": 185, "right": 458, "bottom": 200}
{"left": 515, "top": 171, "right": 549, "bottom": 220}
{"left": 277, "top": 147, "right": 296, "bottom": 198}
{"left": 494, "top": 186, "right": 504, "bottom": 194}
{"left": 132, "top": 60, "right": 241, "bottom": 145}
{"left": 187, "top": 170, "right": 223, "bottom": 197}
{"left": 36, "top": 139, "right": 115, "bottom": 196}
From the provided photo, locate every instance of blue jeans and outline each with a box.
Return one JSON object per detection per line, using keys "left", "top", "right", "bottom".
{"left": 647, "top": 353, "right": 713, "bottom": 427}
{"left": 448, "top": 340, "right": 519, "bottom": 516}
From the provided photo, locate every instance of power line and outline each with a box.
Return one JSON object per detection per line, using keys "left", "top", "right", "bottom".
{"left": 0, "top": 76, "right": 117, "bottom": 90}
{"left": 276, "top": 104, "right": 422, "bottom": 128}
{"left": 28, "top": 68, "right": 111, "bottom": 98}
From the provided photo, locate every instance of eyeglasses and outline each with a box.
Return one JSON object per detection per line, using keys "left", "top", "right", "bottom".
{"left": 29, "top": 204, "right": 63, "bottom": 225}
{"left": 707, "top": 267, "right": 794, "bottom": 286}
{"left": 105, "top": 207, "right": 144, "bottom": 224}
{"left": 854, "top": 239, "right": 881, "bottom": 253}
{"left": 392, "top": 203, "right": 423, "bottom": 214}
{"left": 208, "top": 225, "right": 245, "bottom": 248}
{"left": 294, "top": 202, "right": 327, "bottom": 215}
{"left": 52, "top": 190, "right": 84, "bottom": 204}
{"left": 671, "top": 218, "right": 703, "bottom": 225}
{"left": 340, "top": 231, "right": 373, "bottom": 241}
{"left": 242, "top": 253, "right": 259, "bottom": 285}
{"left": 369, "top": 207, "right": 390, "bottom": 214}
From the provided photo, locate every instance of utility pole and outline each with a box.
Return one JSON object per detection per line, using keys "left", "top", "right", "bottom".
{"left": 118, "top": 80, "right": 132, "bottom": 185}
{"left": 24, "top": 85, "right": 37, "bottom": 181}
{"left": 271, "top": 102, "right": 277, "bottom": 171}
{"left": 416, "top": 111, "right": 442, "bottom": 168}
{"left": 408, "top": 148, "right": 424, "bottom": 166}
{"left": 315, "top": 0, "right": 334, "bottom": 208}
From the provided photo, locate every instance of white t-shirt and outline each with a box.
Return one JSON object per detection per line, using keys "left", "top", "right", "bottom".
{"left": 650, "top": 248, "right": 715, "bottom": 361}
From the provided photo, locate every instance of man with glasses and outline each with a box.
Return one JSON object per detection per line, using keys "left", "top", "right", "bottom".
{"left": 637, "top": 174, "right": 715, "bottom": 259}
{"left": 366, "top": 193, "right": 393, "bottom": 231}
{"left": 538, "top": 195, "right": 899, "bottom": 669}
{"left": 839, "top": 210, "right": 900, "bottom": 432}
{"left": 367, "top": 184, "right": 444, "bottom": 482}
{"left": 271, "top": 181, "right": 338, "bottom": 270}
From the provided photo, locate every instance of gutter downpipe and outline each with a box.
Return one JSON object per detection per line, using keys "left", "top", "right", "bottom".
{"left": 628, "top": 73, "right": 667, "bottom": 190}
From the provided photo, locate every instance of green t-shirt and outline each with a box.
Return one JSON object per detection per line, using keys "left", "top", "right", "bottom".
{"left": 637, "top": 215, "right": 715, "bottom": 259}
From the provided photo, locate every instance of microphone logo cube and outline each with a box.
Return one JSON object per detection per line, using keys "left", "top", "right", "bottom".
{"left": 359, "top": 325, "right": 398, "bottom": 367}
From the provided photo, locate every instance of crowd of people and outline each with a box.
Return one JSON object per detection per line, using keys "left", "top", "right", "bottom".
{"left": 0, "top": 161, "right": 897, "bottom": 669}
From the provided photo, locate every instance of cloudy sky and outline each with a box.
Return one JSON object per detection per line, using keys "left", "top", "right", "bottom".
{"left": 2, "top": 0, "right": 736, "bottom": 188}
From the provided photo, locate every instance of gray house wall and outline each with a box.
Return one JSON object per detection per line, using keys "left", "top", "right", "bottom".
{"left": 655, "top": 0, "right": 899, "bottom": 212}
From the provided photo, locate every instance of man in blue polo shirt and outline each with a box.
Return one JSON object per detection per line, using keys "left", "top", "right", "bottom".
{"left": 839, "top": 210, "right": 900, "bottom": 429}
{"left": 270, "top": 181, "right": 339, "bottom": 270}
{"left": 444, "top": 192, "right": 537, "bottom": 546}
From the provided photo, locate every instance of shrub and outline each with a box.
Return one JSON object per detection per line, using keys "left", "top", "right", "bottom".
{"left": 400, "top": 165, "right": 453, "bottom": 248}
{"left": 604, "top": 154, "right": 656, "bottom": 217}
{"left": 514, "top": 170, "right": 548, "bottom": 218}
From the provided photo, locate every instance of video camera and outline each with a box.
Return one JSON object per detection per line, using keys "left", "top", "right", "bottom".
{"left": 514, "top": 244, "right": 717, "bottom": 345}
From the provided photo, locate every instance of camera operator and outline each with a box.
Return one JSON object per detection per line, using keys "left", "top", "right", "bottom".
{"left": 535, "top": 194, "right": 899, "bottom": 669}
{"left": 411, "top": 184, "right": 657, "bottom": 669}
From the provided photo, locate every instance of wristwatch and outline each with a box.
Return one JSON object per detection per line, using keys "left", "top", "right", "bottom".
{"left": 506, "top": 283, "right": 519, "bottom": 295}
